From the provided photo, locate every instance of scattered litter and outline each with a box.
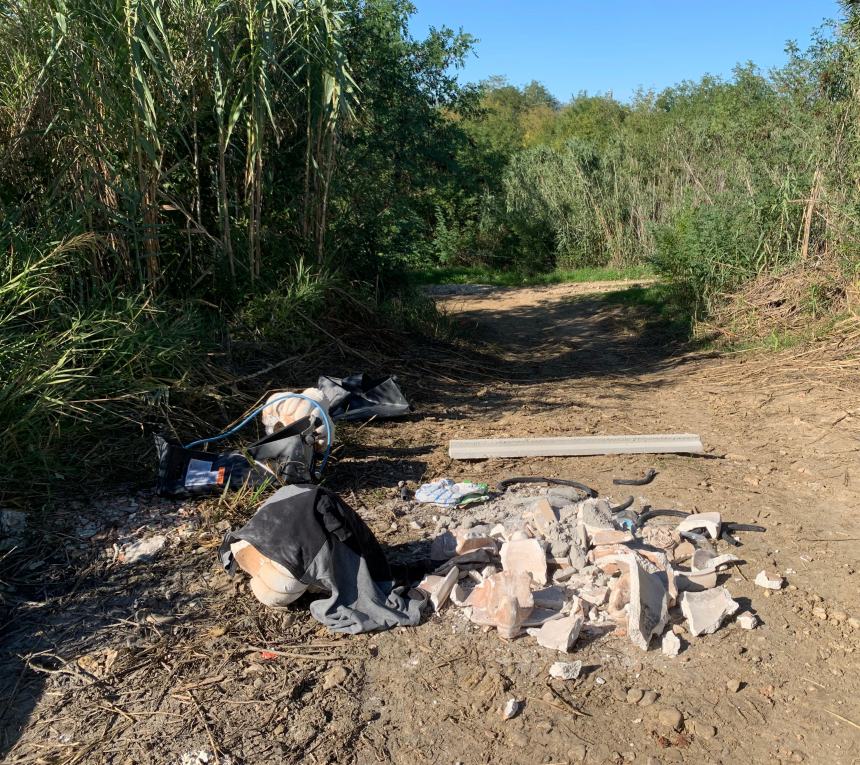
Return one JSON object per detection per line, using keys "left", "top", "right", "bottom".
{"left": 594, "top": 676, "right": 606, "bottom": 685}
{"left": 549, "top": 660, "right": 582, "bottom": 680}
{"left": 415, "top": 479, "right": 489, "bottom": 507}
{"left": 317, "top": 373, "right": 410, "bottom": 422}
{"left": 754, "top": 570, "right": 785, "bottom": 590}
{"left": 501, "top": 698, "right": 521, "bottom": 719}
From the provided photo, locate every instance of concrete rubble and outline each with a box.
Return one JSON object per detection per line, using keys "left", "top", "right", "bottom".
{"left": 754, "top": 570, "right": 785, "bottom": 590}
{"left": 679, "top": 586, "right": 739, "bottom": 636}
{"left": 549, "top": 660, "right": 582, "bottom": 680}
{"left": 424, "top": 483, "right": 756, "bottom": 656}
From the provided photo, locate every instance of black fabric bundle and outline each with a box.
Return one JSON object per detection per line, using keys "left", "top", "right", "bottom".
{"left": 317, "top": 374, "right": 410, "bottom": 422}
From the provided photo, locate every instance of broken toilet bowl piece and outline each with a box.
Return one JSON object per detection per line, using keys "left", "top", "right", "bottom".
{"left": 676, "top": 512, "right": 721, "bottom": 540}
{"left": 675, "top": 568, "right": 718, "bottom": 592}
{"left": 626, "top": 554, "right": 670, "bottom": 650}
{"left": 466, "top": 571, "right": 534, "bottom": 639}
{"left": 418, "top": 566, "right": 460, "bottom": 611}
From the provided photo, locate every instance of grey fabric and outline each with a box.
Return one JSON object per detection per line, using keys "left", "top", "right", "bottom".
{"left": 303, "top": 532, "right": 426, "bottom": 634}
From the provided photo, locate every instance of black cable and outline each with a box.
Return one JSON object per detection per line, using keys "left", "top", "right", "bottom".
{"left": 637, "top": 508, "right": 689, "bottom": 524}
{"left": 496, "top": 476, "right": 597, "bottom": 497}
{"left": 613, "top": 468, "right": 657, "bottom": 486}
{"left": 724, "top": 523, "right": 766, "bottom": 533}
{"left": 610, "top": 496, "right": 634, "bottom": 513}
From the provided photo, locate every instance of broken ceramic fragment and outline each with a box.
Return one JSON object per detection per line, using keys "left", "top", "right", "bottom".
{"left": 754, "top": 570, "right": 784, "bottom": 590}
{"left": 500, "top": 538, "right": 548, "bottom": 585}
{"left": 679, "top": 586, "right": 739, "bottom": 636}
{"left": 526, "top": 614, "right": 584, "bottom": 652}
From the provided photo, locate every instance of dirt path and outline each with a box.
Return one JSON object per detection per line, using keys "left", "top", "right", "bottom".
{"left": 2, "top": 282, "right": 858, "bottom": 764}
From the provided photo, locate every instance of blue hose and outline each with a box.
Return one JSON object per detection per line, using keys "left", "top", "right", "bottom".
{"left": 183, "top": 393, "right": 334, "bottom": 474}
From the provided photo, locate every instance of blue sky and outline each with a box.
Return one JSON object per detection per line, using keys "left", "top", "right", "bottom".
{"left": 409, "top": 1, "right": 841, "bottom": 102}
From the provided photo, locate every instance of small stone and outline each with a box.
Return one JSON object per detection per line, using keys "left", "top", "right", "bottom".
{"left": 662, "top": 631, "right": 681, "bottom": 657}
{"left": 322, "top": 665, "right": 349, "bottom": 690}
{"left": 812, "top": 607, "right": 828, "bottom": 620}
{"left": 638, "top": 690, "right": 659, "bottom": 706}
{"left": 594, "top": 676, "right": 606, "bottom": 685}
{"left": 830, "top": 610, "right": 847, "bottom": 625}
{"left": 568, "top": 743, "right": 587, "bottom": 762}
{"left": 612, "top": 687, "right": 628, "bottom": 702}
{"left": 501, "top": 698, "right": 521, "bottom": 720}
{"left": 657, "top": 707, "right": 684, "bottom": 730}
{"left": 726, "top": 679, "right": 742, "bottom": 693}
{"left": 848, "top": 617, "right": 860, "bottom": 630}
{"left": 626, "top": 687, "right": 644, "bottom": 704}
{"left": 737, "top": 612, "right": 759, "bottom": 630}
{"left": 694, "top": 722, "right": 717, "bottom": 739}
{"left": 549, "top": 660, "right": 582, "bottom": 680}
{"left": 755, "top": 570, "right": 784, "bottom": 590}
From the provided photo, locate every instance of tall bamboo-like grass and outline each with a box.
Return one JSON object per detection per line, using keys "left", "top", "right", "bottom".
{"left": 0, "top": 234, "right": 208, "bottom": 498}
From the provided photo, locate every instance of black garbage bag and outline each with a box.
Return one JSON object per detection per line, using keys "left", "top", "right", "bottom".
{"left": 155, "top": 416, "right": 318, "bottom": 498}
{"left": 317, "top": 373, "right": 410, "bottom": 422}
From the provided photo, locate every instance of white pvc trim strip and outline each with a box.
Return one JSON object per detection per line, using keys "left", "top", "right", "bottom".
{"left": 448, "top": 433, "right": 704, "bottom": 459}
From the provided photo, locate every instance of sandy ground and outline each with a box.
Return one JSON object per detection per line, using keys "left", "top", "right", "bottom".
{"left": 2, "top": 281, "right": 859, "bottom": 765}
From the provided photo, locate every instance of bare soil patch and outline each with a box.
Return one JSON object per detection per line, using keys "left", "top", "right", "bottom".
{"left": 2, "top": 282, "right": 858, "bottom": 764}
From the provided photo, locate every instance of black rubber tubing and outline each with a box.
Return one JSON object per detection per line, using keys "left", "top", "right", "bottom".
{"left": 612, "top": 468, "right": 658, "bottom": 486}
{"left": 724, "top": 523, "right": 766, "bottom": 533}
{"left": 496, "top": 476, "right": 597, "bottom": 497}
{"left": 637, "top": 508, "right": 689, "bottom": 524}
{"left": 610, "top": 496, "right": 634, "bottom": 513}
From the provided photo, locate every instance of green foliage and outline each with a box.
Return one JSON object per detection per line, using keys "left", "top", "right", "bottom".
{"left": 414, "top": 264, "right": 655, "bottom": 287}
{"left": 0, "top": 234, "right": 207, "bottom": 496}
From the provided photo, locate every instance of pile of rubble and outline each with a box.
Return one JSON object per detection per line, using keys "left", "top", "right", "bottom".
{"left": 416, "top": 482, "right": 774, "bottom": 655}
